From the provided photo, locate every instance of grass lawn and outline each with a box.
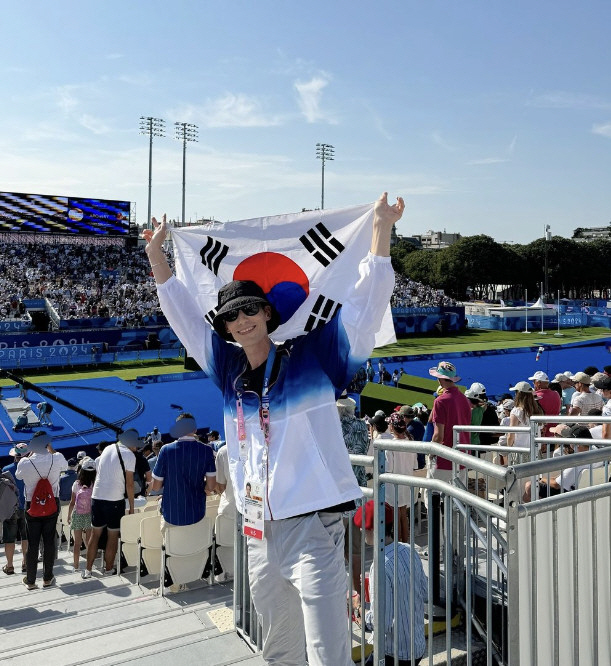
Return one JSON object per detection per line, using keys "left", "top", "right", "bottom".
{"left": 374, "top": 326, "right": 609, "bottom": 357}
{"left": 0, "top": 358, "right": 188, "bottom": 386}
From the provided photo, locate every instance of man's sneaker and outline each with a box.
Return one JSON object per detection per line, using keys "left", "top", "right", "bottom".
{"left": 23, "top": 576, "right": 38, "bottom": 590}
{"left": 102, "top": 567, "right": 117, "bottom": 576}
{"left": 72, "top": 567, "right": 80, "bottom": 573}
{"left": 81, "top": 569, "right": 92, "bottom": 579}
{"left": 43, "top": 576, "right": 56, "bottom": 588}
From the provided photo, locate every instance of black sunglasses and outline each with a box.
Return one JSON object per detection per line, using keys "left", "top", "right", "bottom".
{"left": 222, "top": 303, "right": 262, "bottom": 322}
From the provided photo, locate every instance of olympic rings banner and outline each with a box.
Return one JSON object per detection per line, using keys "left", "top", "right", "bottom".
{"left": 170, "top": 202, "right": 396, "bottom": 348}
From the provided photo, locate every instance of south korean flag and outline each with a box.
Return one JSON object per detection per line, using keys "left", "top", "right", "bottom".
{"left": 171, "top": 202, "right": 396, "bottom": 348}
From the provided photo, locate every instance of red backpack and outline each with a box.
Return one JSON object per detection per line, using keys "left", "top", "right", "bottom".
{"left": 27, "top": 459, "right": 57, "bottom": 518}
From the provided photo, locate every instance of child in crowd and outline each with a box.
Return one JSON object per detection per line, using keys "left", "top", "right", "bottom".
{"left": 67, "top": 458, "right": 96, "bottom": 573}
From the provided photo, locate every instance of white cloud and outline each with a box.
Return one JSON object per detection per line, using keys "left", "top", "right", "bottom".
{"left": 465, "top": 157, "right": 509, "bottom": 166}
{"left": 528, "top": 91, "right": 611, "bottom": 110}
{"left": 592, "top": 122, "right": 611, "bottom": 138}
{"left": 79, "top": 114, "right": 111, "bottom": 134}
{"left": 294, "top": 73, "right": 336, "bottom": 124}
{"left": 431, "top": 131, "right": 456, "bottom": 152}
{"left": 172, "top": 94, "right": 284, "bottom": 128}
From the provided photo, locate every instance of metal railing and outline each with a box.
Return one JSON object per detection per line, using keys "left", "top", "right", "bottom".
{"left": 232, "top": 415, "right": 611, "bottom": 665}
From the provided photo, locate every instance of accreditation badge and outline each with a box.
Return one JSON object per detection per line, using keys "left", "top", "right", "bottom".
{"left": 242, "top": 479, "right": 265, "bottom": 540}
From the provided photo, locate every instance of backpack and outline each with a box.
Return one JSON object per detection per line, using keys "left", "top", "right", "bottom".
{"left": 0, "top": 472, "right": 18, "bottom": 522}
{"left": 27, "top": 459, "right": 57, "bottom": 518}
{"left": 75, "top": 483, "right": 92, "bottom": 515}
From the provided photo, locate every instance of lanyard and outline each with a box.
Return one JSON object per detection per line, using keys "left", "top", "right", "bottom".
{"left": 236, "top": 344, "right": 276, "bottom": 461}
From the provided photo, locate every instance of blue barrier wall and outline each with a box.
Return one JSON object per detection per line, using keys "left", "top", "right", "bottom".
{"left": 392, "top": 306, "right": 465, "bottom": 335}
{"left": 466, "top": 312, "right": 609, "bottom": 331}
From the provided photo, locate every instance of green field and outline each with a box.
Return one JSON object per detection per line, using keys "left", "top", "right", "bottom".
{"left": 374, "top": 326, "right": 609, "bottom": 357}
{"left": 0, "top": 358, "right": 187, "bottom": 387}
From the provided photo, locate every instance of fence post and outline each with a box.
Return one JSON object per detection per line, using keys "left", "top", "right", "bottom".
{"left": 373, "top": 441, "right": 386, "bottom": 665}
{"left": 505, "top": 466, "right": 521, "bottom": 666}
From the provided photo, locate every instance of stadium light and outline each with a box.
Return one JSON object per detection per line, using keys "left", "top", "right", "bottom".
{"left": 174, "top": 122, "right": 199, "bottom": 226}
{"left": 139, "top": 116, "right": 165, "bottom": 229}
{"left": 315, "top": 143, "right": 334, "bottom": 210}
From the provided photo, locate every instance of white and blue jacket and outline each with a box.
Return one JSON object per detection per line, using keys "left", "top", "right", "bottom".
{"left": 157, "top": 252, "right": 394, "bottom": 519}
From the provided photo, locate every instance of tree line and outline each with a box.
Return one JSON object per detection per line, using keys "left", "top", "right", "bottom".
{"left": 391, "top": 235, "right": 611, "bottom": 301}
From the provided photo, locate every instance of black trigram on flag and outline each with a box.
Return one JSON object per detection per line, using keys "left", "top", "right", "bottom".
{"left": 304, "top": 295, "right": 342, "bottom": 332}
{"left": 299, "top": 223, "right": 344, "bottom": 267}
{"left": 200, "top": 237, "right": 229, "bottom": 275}
{"left": 205, "top": 308, "right": 217, "bottom": 327}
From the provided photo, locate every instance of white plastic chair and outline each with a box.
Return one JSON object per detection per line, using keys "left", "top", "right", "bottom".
{"left": 214, "top": 513, "right": 236, "bottom": 579}
{"left": 120, "top": 512, "right": 150, "bottom": 569}
{"left": 161, "top": 515, "right": 214, "bottom": 593}
{"left": 137, "top": 514, "right": 163, "bottom": 584}
{"left": 576, "top": 465, "right": 608, "bottom": 489}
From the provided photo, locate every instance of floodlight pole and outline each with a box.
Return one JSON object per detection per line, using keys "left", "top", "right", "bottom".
{"left": 316, "top": 143, "right": 334, "bottom": 209}
{"left": 174, "top": 122, "right": 198, "bottom": 226}
{"left": 543, "top": 224, "right": 551, "bottom": 299}
{"left": 139, "top": 116, "right": 165, "bottom": 229}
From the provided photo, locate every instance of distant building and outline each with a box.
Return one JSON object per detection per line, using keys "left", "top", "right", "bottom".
{"left": 572, "top": 225, "right": 611, "bottom": 241}
{"left": 412, "top": 230, "right": 462, "bottom": 249}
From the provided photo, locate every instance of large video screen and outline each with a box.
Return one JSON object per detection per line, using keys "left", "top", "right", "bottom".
{"left": 0, "top": 191, "right": 132, "bottom": 236}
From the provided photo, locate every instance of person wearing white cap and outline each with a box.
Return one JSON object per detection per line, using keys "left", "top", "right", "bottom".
{"left": 528, "top": 371, "right": 561, "bottom": 438}
{"left": 506, "top": 382, "right": 544, "bottom": 454}
{"left": 568, "top": 372, "right": 604, "bottom": 416}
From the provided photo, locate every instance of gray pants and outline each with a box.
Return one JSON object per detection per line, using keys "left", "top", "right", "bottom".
{"left": 248, "top": 512, "right": 353, "bottom": 666}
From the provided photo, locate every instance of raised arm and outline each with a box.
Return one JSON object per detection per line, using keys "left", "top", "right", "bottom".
{"left": 142, "top": 215, "right": 172, "bottom": 284}
{"left": 370, "top": 192, "right": 405, "bottom": 257}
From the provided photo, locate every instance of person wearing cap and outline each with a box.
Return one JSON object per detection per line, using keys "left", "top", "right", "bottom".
{"left": 67, "top": 457, "right": 97, "bottom": 572}
{"left": 366, "top": 411, "right": 394, "bottom": 457}
{"left": 506, "top": 382, "right": 544, "bottom": 455}
{"left": 2, "top": 443, "right": 29, "bottom": 576}
{"left": 354, "top": 500, "right": 428, "bottom": 665}
{"left": 593, "top": 374, "right": 611, "bottom": 440}
{"left": 59, "top": 458, "right": 79, "bottom": 504}
{"left": 144, "top": 192, "right": 405, "bottom": 666}
{"left": 15, "top": 432, "right": 68, "bottom": 589}
{"left": 496, "top": 399, "right": 515, "bottom": 465}
{"left": 464, "top": 382, "right": 500, "bottom": 450}
{"left": 553, "top": 373, "right": 575, "bottom": 415}
{"left": 528, "top": 371, "right": 561, "bottom": 438}
{"left": 568, "top": 372, "right": 604, "bottom": 416}
{"left": 150, "top": 412, "right": 217, "bottom": 529}
{"left": 522, "top": 425, "right": 601, "bottom": 501}
{"left": 427, "top": 361, "right": 471, "bottom": 481}
{"left": 82, "top": 429, "right": 137, "bottom": 579}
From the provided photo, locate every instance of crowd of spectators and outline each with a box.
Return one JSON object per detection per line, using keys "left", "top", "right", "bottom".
{"left": 0, "top": 241, "right": 173, "bottom": 325}
{"left": 391, "top": 274, "right": 457, "bottom": 308}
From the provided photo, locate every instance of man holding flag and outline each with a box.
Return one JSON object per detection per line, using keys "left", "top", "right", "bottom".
{"left": 143, "top": 192, "right": 404, "bottom": 666}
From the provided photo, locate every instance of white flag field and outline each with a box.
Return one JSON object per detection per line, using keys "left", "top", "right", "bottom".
{"left": 170, "top": 201, "right": 396, "bottom": 348}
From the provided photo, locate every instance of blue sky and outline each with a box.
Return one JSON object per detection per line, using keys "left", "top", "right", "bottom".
{"left": 1, "top": 1, "right": 610, "bottom": 243}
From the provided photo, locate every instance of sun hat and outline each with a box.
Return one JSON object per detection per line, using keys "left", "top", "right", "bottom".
{"left": 465, "top": 382, "right": 487, "bottom": 400}
{"left": 528, "top": 371, "right": 549, "bottom": 382}
{"left": 428, "top": 361, "right": 460, "bottom": 382}
{"left": 211, "top": 280, "right": 280, "bottom": 341}
{"left": 553, "top": 373, "right": 572, "bottom": 384}
{"left": 570, "top": 372, "right": 591, "bottom": 385}
{"left": 336, "top": 393, "right": 357, "bottom": 413}
{"left": 80, "top": 457, "right": 96, "bottom": 471}
{"left": 593, "top": 375, "right": 611, "bottom": 391}
{"left": 387, "top": 412, "right": 407, "bottom": 430}
{"left": 353, "top": 500, "right": 394, "bottom": 531}
{"left": 509, "top": 381, "right": 534, "bottom": 393}
{"left": 398, "top": 405, "right": 415, "bottom": 418}
{"left": 9, "top": 443, "right": 28, "bottom": 457}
